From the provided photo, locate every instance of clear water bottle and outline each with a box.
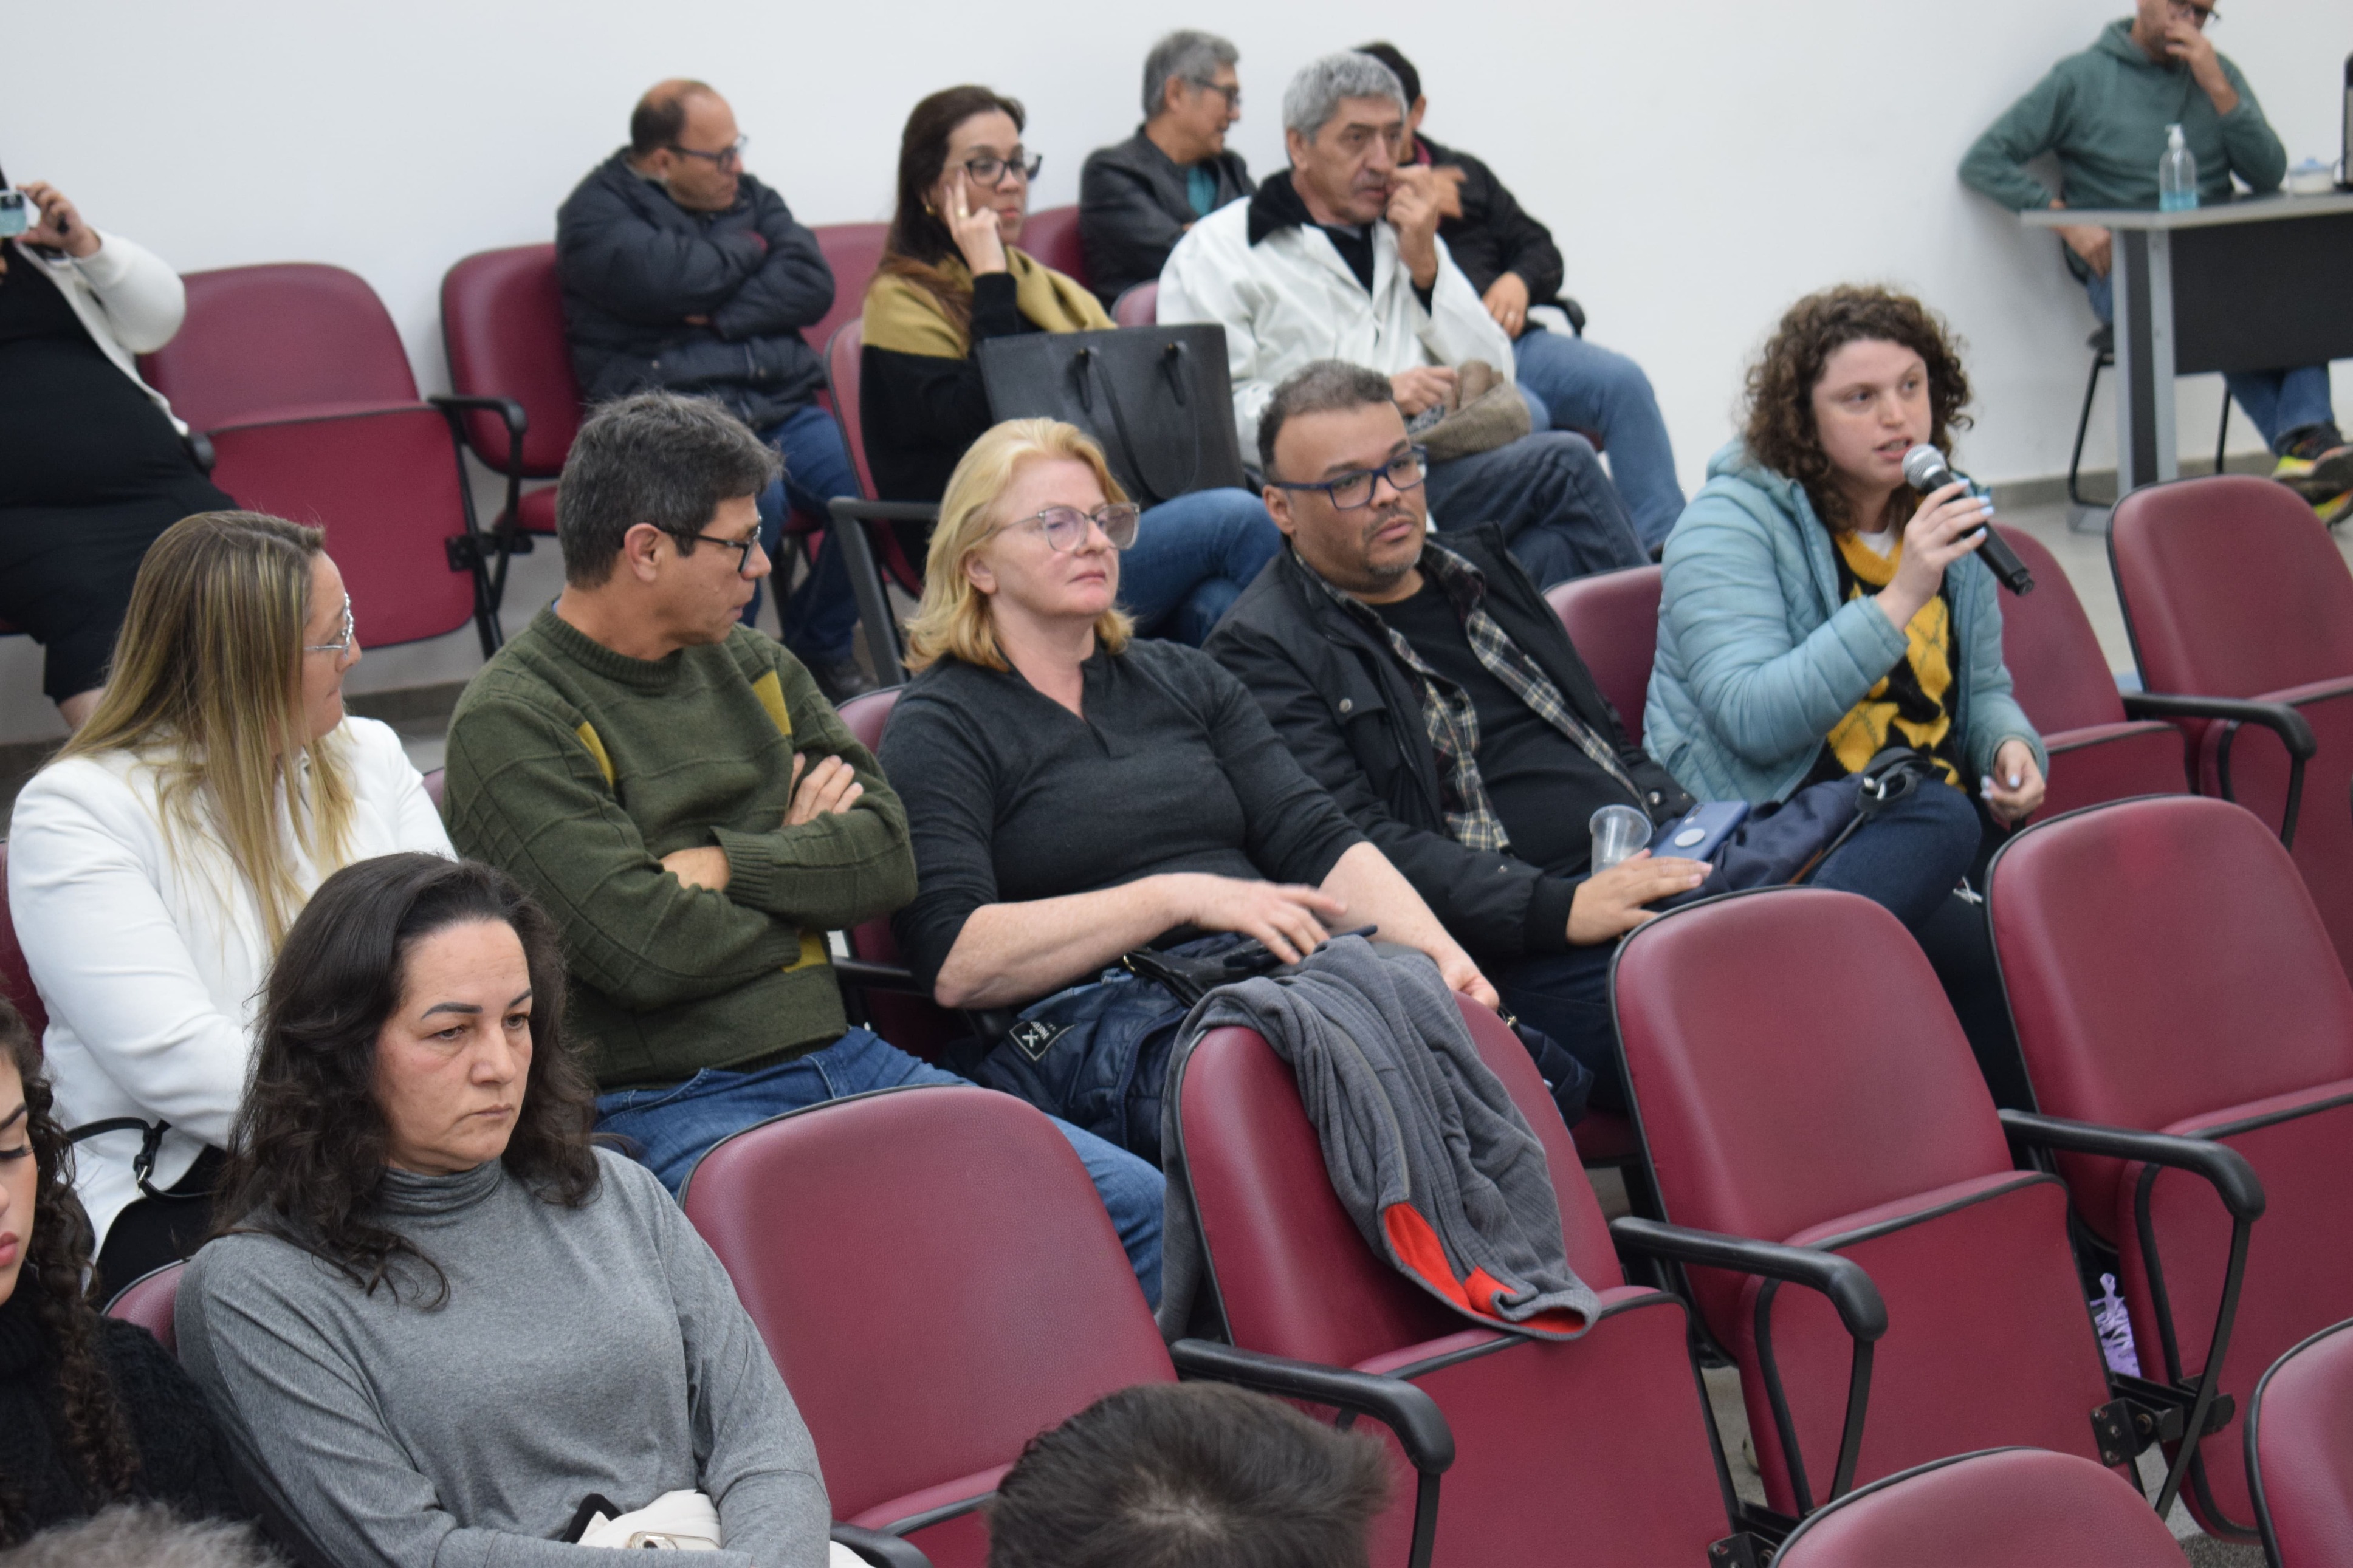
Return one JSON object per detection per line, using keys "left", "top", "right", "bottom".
{"left": 2159, "top": 123, "right": 2199, "bottom": 212}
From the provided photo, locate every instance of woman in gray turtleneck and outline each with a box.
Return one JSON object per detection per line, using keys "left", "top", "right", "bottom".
{"left": 176, "top": 854, "right": 830, "bottom": 1568}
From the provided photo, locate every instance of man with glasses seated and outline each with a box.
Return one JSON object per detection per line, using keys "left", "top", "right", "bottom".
{"left": 441, "top": 393, "right": 1167, "bottom": 1299}
{"left": 1961, "top": 0, "right": 2352, "bottom": 521}
{"left": 1159, "top": 53, "right": 1647, "bottom": 591}
{"left": 1078, "top": 30, "right": 1255, "bottom": 308}
{"left": 557, "top": 79, "right": 874, "bottom": 698}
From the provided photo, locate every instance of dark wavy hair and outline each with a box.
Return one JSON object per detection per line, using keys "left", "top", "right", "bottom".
{"left": 879, "top": 84, "right": 1028, "bottom": 337}
{"left": 1, "top": 1005, "right": 141, "bottom": 1545}
{"left": 1742, "top": 284, "right": 1974, "bottom": 535}
{"left": 208, "top": 854, "right": 598, "bottom": 1306}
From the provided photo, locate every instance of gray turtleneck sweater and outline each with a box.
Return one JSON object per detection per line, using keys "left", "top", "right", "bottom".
{"left": 177, "top": 1148, "right": 829, "bottom": 1568}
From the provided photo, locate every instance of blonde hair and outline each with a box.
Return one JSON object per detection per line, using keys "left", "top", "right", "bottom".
{"left": 57, "top": 511, "right": 357, "bottom": 948}
{"left": 902, "top": 419, "right": 1137, "bottom": 672}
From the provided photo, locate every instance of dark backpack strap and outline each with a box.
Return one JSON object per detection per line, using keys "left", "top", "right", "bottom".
{"left": 64, "top": 1117, "right": 176, "bottom": 1199}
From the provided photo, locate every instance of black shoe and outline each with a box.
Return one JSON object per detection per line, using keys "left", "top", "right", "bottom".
{"left": 802, "top": 654, "right": 878, "bottom": 703}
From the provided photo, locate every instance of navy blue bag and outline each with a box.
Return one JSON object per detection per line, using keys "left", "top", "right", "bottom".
{"left": 1657, "top": 747, "right": 1940, "bottom": 910}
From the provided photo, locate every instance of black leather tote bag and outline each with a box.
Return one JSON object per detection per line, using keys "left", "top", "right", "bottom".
{"left": 978, "top": 324, "right": 1246, "bottom": 505}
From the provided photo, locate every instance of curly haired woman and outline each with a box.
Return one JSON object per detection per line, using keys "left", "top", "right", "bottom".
{"left": 0, "top": 1001, "right": 244, "bottom": 1546}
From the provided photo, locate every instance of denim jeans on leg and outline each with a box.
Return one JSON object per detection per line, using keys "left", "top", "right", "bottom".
{"left": 1807, "top": 778, "right": 1984, "bottom": 932}
{"left": 1118, "top": 487, "right": 1283, "bottom": 645}
{"left": 1421, "top": 431, "right": 1647, "bottom": 589}
{"left": 752, "top": 404, "right": 864, "bottom": 660}
{"left": 1493, "top": 941, "right": 1623, "bottom": 1114}
{"left": 595, "top": 1027, "right": 1166, "bottom": 1304}
{"left": 2082, "top": 270, "right": 2337, "bottom": 454}
{"left": 1513, "top": 329, "right": 1686, "bottom": 552}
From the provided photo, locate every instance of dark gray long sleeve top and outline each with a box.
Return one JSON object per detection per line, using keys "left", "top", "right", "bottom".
{"left": 177, "top": 1149, "right": 829, "bottom": 1568}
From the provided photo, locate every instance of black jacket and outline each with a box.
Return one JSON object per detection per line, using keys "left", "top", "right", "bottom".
{"left": 554, "top": 151, "right": 833, "bottom": 428}
{"left": 1415, "top": 134, "right": 1567, "bottom": 313}
{"left": 1078, "top": 129, "right": 1254, "bottom": 307}
{"left": 1204, "top": 526, "right": 1690, "bottom": 963}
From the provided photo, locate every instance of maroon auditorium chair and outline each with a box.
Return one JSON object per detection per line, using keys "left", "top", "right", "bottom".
{"left": 1173, "top": 991, "right": 1885, "bottom": 1561}
{"left": 139, "top": 263, "right": 515, "bottom": 656}
{"left": 0, "top": 841, "right": 47, "bottom": 1040}
{"left": 2247, "top": 1317, "right": 2353, "bottom": 1568}
{"left": 439, "top": 243, "right": 574, "bottom": 546}
{"left": 1018, "top": 205, "right": 1087, "bottom": 289}
{"left": 1542, "top": 564, "right": 1660, "bottom": 744}
{"left": 1771, "top": 1448, "right": 2191, "bottom": 1568}
{"left": 2110, "top": 476, "right": 2341, "bottom": 962}
{"left": 1990, "top": 795, "right": 2346, "bottom": 1540}
{"left": 1611, "top": 886, "right": 2254, "bottom": 1523}
{"left": 831, "top": 688, "right": 963, "bottom": 1060}
{"left": 820, "top": 319, "right": 933, "bottom": 687}
{"left": 809, "top": 221, "right": 889, "bottom": 362}
{"left": 681, "top": 1084, "right": 1451, "bottom": 1568}
{"left": 103, "top": 1261, "right": 186, "bottom": 1351}
{"left": 1111, "top": 281, "right": 1158, "bottom": 328}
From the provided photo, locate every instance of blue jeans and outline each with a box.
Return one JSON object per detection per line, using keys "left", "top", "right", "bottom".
{"left": 2083, "top": 270, "right": 2337, "bottom": 454}
{"left": 594, "top": 1028, "right": 1166, "bottom": 1305}
{"left": 1495, "top": 779, "right": 1982, "bottom": 1112}
{"left": 751, "top": 404, "right": 864, "bottom": 661}
{"left": 1514, "top": 329, "right": 1685, "bottom": 552}
{"left": 1420, "top": 431, "right": 1649, "bottom": 589}
{"left": 1118, "top": 487, "right": 1283, "bottom": 646}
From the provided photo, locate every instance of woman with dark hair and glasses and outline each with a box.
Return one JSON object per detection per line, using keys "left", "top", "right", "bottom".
{"left": 177, "top": 854, "right": 831, "bottom": 1568}
{"left": 0, "top": 1001, "right": 245, "bottom": 1548}
{"left": 859, "top": 86, "right": 1280, "bottom": 646}
{"left": 880, "top": 418, "right": 1492, "bottom": 1025}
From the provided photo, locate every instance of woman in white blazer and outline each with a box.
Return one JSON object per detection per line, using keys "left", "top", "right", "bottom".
{"left": 0, "top": 176, "right": 232, "bottom": 727}
{"left": 6, "top": 510, "right": 452, "bottom": 1290}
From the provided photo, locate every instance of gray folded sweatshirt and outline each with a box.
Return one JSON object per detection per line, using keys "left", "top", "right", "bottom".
{"left": 177, "top": 1148, "right": 829, "bottom": 1568}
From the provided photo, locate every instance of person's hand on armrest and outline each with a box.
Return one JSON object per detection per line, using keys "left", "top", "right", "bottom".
{"left": 1567, "top": 852, "right": 1709, "bottom": 946}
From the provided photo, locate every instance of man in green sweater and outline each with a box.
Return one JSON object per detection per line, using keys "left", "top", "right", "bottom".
{"left": 1960, "top": 1, "right": 2351, "bottom": 518}
{"left": 444, "top": 392, "right": 1163, "bottom": 1298}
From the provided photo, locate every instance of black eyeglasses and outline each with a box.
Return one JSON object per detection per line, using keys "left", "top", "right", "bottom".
{"left": 1192, "top": 80, "right": 1242, "bottom": 111}
{"left": 2168, "top": 0, "right": 2219, "bottom": 24}
{"left": 304, "top": 594, "right": 356, "bottom": 656}
{"left": 960, "top": 151, "right": 1043, "bottom": 187}
{"left": 669, "top": 135, "right": 749, "bottom": 169}
{"left": 1268, "top": 447, "right": 1429, "bottom": 511}
{"left": 1001, "top": 502, "right": 1141, "bottom": 552}
{"left": 689, "top": 529, "right": 766, "bottom": 576}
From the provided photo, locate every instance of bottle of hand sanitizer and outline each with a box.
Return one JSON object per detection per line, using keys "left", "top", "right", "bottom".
{"left": 2159, "top": 123, "right": 2199, "bottom": 212}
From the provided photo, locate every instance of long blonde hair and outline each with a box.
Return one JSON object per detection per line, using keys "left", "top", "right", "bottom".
{"left": 57, "top": 511, "right": 357, "bottom": 947}
{"left": 903, "top": 419, "right": 1136, "bottom": 673}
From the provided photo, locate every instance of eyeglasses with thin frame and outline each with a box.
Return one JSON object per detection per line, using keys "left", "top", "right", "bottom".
{"left": 1192, "top": 80, "right": 1242, "bottom": 112}
{"left": 959, "top": 151, "right": 1043, "bottom": 188}
{"left": 669, "top": 135, "right": 750, "bottom": 169}
{"left": 1267, "top": 447, "right": 1429, "bottom": 511}
{"left": 2168, "top": 0, "right": 2219, "bottom": 25}
{"left": 1000, "top": 502, "right": 1142, "bottom": 552}
{"left": 690, "top": 529, "right": 767, "bottom": 577}
{"left": 304, "top": 594, "right": 357, "bottom": 657}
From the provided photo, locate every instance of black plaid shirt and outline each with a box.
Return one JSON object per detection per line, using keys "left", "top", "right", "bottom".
{"left": 1299, "top": 543, "right": 1647, "bottom": 851}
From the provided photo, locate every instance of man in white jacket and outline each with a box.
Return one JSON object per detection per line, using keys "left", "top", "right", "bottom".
{"left": 1159, "top": 53, "right": 1646, "bottom": 587}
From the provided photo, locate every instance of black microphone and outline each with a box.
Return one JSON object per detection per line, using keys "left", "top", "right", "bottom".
{"left": 1901, "top": 444, "right": 2033, "bottom": 595}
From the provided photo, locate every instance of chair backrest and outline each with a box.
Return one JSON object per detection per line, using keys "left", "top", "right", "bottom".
{"left": 833, "top": 688, "right": 962, "bottom": 1056}
{"left": 681, "top": 1086, "right": 1172, "bottom": 1541}
{"left": 1112, "top": 281, "right": 1159, "bottom": 328}
{"left": 2111, "top": 474, "right": 2353, "bottom": 698}
{"left": 421, "top": 768, "right": 445, "bottom": 812}
{"left": 439, "top": 243, "right": 582, "bottom": 477}
{"left": 2248, "top": 1317, "right": 2353, "bottom": 1567}
{"left": 0, "top": 840, "right": 48, "bottom": 1041}
{"left": 1018, "top": 205, "right": 1088, "bottom": 287}
{"left": 811, "top": 222, "right": 890, "bottom": 368}
{"left": 1993, "top": 525, "right": 2128, "bottom": 735}
{"left": 1773, "top": 1448, "right": 2188, "bottom": 1567}
{"left": 826, "top": 318, "right": 881, "bottom": 502}
{"left": 104, "top": 1261, "right": 186, "bottom": 1355}
{"left": 1544, "top": 565, "right": 1661, "bottom": 741}
{"left": 140, "top": 264, "right": 420, "bottom": 430}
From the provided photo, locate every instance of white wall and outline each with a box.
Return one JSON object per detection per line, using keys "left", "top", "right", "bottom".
{"left": 4, "top": 0, "right": 2348, "bottom": 739}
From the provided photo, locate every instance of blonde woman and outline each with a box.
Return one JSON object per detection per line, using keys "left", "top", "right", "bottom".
{"left": 5, "top": 511, "right": 450, "bottom": 1291}
{"left": 880, "top": 418, "right": 1494, "bottom": 1018}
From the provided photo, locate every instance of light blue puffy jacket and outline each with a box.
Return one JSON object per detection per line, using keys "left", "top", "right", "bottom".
{"left": 1644, "top": 443, "right": 2046, "bottom": 805}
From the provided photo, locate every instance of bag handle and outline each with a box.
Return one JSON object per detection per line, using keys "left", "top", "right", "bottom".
{"left": 1081, "top": 340, "right": 1205, "bottom": 508}
{"left": 65, "top": 1117, "right": 179, "bottom": 1200}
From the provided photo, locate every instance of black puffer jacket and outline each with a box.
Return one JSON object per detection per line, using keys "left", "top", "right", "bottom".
{"left": 1204, "top": 526, "right": 1690, "bottom": 964}
{"left": 554, "top": 151, "right": 833, "bottom": 428}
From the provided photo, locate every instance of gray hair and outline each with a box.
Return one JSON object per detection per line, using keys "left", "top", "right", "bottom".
{"left": 556, "top": 392, "right": 781, "bottom": 589}
{"left": 1259, "top": 360, "right": 1397, "bottom": 474}
{"left": 1141, "top": 30, "right": 1238, "bottom": 120}
{"left": 1280, "top": 51, "right": 1406, "bottom": 140}
{"left": 0, "top": 1505, "right": 280, "bottom": 1568}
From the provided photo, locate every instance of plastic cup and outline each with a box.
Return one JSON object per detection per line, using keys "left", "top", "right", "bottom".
{"left": 1589, "top": 804, "right": 1653, "bottom": 872}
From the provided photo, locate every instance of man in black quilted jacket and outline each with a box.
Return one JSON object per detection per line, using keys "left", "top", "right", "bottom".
{"left": 557, "top": 80, "right": 872, "bottom": 698}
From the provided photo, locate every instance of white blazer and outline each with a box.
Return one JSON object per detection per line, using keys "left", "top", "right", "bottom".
{"left": 7, "top": 718, "right": 453, "bottom": 1246}
{"left": 7, "top": 230, "right": 193, "bottom": 432}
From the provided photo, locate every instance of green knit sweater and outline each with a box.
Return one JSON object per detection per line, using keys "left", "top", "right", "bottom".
{"left": 445, "top": 609, "right": 915, "bottom": 1088}
{"left": 1959, "top": 18, "right": 2284, "bottom": 215}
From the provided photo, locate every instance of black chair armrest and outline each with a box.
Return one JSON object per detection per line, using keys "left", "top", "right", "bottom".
{"left": 833, "top": 957, "right": 931, "bottom": 995}
{"left": 2121, "top": 691, "right": 2314, "bottom": 846}
{"left": 1169, "top": 1338, "right": 1455, "bottom": 1476}
{"left": 1998, "top": 1109, "right": 2265, "bottom": 1223}
{"left": 828, "top": 499, "right": 944, "bottom": 525}
{"left": 825, "top": 499, "right": 938, "bottom": 689}
{"left": 1610, "top": 1217, "right": 1887, "bottom": 1342}
{"left": 831, "top": 1521, "right": 932, "bottom": 1568}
